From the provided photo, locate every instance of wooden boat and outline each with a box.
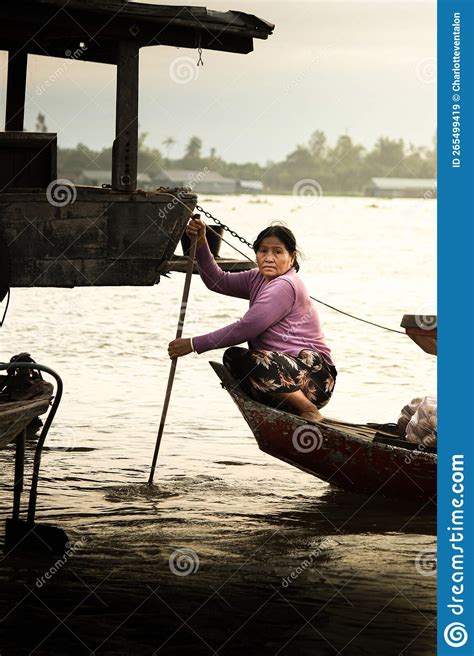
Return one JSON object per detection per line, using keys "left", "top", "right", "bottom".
{"left": 1, "top": 360, "right": 68, "bottom": 553}
{"left": 401, "top": 314, "right": 437, "bottom": 355}
{"left": 1, "top": 358, "right": 55, "bottom": 449}
{"left": 210, "top": 361, "right": 436, "bottom": 500}
{"left": 0, "top": 1, "right": 273, "bottom": 288}
{"left": 0, "top": 390, "right": 52, "bottom": 449}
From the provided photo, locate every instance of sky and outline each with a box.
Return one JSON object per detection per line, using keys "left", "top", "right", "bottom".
{"left": 0, "top": 0, "right": 436, "bottom": 164}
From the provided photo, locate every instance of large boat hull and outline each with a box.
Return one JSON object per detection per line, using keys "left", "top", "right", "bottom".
{"left": 0, "top": 187, "right": 196, "bottom": 287}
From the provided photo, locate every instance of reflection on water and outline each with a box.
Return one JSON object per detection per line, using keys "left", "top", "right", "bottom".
{"left": 0, "top": 196, "right": 436, "bottom": 654}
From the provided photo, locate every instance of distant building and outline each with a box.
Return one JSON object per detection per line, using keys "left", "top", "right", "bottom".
{"left": 366, "top": 177, "right": 437, "bottom": 198}
{"left": 237, "top": 179, "right": 264, "bottom": 193}
{"left": 155, "top": 169, "right": 237, "bottom": 194}
{"left": 79, "top": 170, "right": 152, "bottom": 187}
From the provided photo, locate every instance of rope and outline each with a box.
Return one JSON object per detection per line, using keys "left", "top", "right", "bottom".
{"left": 0, "top": 233, "right": 11, "bottom": 327}
{"left": 0, "top": 289, "right": 10, "bottom": 327}
{"left": 153, "top": 190, "right": 256, "bottom": 263}
{"left": 195, "top": 203, "right": 405, "bottom": 336}
{"left": 207, "top": 224, "right": 255, "bottom": 263}
{"left": 307, "top": 298, "right": 405, "bottom": 335}
{"left": 152, "top": 191, "right": 405, "bottom": 335}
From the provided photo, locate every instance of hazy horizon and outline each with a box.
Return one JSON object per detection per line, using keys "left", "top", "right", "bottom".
{"left": 0, "top": 0, "right": 436, "bottom": 164}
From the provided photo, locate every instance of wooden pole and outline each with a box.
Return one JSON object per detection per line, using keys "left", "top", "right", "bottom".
{"left": 12, "top": 429, "right": 26, "bottom": 521}
{"left": 5, "top": 50, "right": 27, "bottom": 131}
{"left": 148, "top": 236, "right": 198, "bottom": 484}
{"left": 112, "top": 40, "right": 139, "bottom": 192}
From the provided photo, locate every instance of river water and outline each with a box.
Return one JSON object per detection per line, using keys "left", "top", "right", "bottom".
{"left": 0, "top": 195, "right": 436, "bottom": 655}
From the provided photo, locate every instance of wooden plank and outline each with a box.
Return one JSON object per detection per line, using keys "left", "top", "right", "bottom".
{"left": 5, "top": 50, "right": 28, "bottom": 131}
{"left": 112, "top": 40, "right": 139, "bottom": 192}
{"left": 0, "top": 397, "right": 51, "bottom": 449}
{"left": 162, "top": 256, "right": 256, "bottom": 274}
{"left": 0, "top": 3, "right": 273, "bottom": 62}
{"left": 35, "top": 1, "right": 274, "bottom": 35}
{"left": 0, "top": 132, "right": 57, "bottom": 191}
{"left": 401, "top": 314, "right": 437, "bottom": 330}
{"left": 0, "top": 188, "right": 197, "bottom": 286}
{"left": 11, "top": 258, "right": 168, "bottom": 287}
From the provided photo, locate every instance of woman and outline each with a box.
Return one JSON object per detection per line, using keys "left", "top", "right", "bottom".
{"left": 168, "top": 214, "right": 336, "bottom": 423}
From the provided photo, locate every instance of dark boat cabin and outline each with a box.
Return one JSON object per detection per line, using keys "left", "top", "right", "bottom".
{"left": 0, "top": 1, "right": 273, "bottom": 287}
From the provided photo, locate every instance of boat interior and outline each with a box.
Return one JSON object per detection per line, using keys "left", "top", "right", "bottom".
{"left": 209, "top": 360, "right": 437, "bottom": 455}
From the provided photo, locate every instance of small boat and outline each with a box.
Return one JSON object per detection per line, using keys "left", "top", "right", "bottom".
{"left": 210, "top": 361, "right": 436, "bottom": 500}
{"left": 0, "top": 353, "right": 54, "bottom": 449}
{"left": 1, "top": 359, "right": 68, "bottom": 554}
{"left": 401, "top": 314, "right": 437, "bottom": 356}
{"left": 0, "top": 393, "right": 52, "bottom": 449}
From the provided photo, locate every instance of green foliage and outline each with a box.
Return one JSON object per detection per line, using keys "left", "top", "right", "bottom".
{"left": 35, "top": 112, "right": 48, "bottom": 133}
{"left": 183, "top": 136, "right": 202, "bottom": 166}
{"left": 57, "top": 129, "right": 437, "bottom": 194}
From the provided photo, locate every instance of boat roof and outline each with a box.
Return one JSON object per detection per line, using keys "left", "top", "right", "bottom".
{"left": 0, "top": 0, "right": 274, "bottom": 63}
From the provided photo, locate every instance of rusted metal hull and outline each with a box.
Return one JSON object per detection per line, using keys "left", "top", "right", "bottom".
{"left": 0, "top": 187, "right": 196, "bottom": 287}
{"left": 210, "top": 362, "right": 436, "bottom": 500}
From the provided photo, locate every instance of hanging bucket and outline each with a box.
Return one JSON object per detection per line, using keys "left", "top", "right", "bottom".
{"left": 181, "top": 225, "right": 224, "bottom": 257}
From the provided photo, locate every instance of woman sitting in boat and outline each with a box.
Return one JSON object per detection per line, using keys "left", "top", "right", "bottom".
{"left": 168, "top": 214, "right": 337, "bottom": 423}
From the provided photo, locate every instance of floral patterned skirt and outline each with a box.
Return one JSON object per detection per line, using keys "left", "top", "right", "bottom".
{"left": 223, "top": 347, "right": 337, "bottom": 411}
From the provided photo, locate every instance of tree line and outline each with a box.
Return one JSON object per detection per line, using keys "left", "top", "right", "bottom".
{"left": 56, "top": 123, "right": 436, "bottom": 194}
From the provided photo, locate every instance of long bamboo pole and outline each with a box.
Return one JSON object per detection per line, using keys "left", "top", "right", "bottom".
{"left": 148, "top": 236, "right": 198, "bottom": 485}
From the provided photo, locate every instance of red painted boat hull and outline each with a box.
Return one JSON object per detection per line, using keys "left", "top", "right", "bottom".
{"left": 210, "top": 362, "right": 436, "bottom": 501}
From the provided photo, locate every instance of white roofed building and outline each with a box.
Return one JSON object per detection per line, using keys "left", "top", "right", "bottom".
{"left": 155, "top": 169, "right": 237, "bottom": 194}
{"left": 366, "top": 177, "right": 437, "bottom": 198}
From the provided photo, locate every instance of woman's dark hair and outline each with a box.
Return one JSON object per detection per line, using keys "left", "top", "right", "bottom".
{"left": 252, "top": 224, "right": 301, "bottom": 272}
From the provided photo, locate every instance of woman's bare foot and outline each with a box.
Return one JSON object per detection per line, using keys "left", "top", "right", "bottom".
{"left": 300, "top": 408, "right": 323, "bottom": 423}
{"left": 272, "top": 390, "right": 325, "bottom": 422}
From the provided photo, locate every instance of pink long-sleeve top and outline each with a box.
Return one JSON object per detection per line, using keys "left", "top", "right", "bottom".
{"left": 192, "top": 242, "right": 334, "bottom": 366}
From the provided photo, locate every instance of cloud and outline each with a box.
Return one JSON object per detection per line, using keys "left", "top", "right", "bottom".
{"left": 0, "top": 1, "right": 435, "bottom": 162}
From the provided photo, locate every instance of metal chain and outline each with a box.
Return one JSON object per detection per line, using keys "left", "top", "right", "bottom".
{"left": 196, "top": 205, "right": 254, "bottom": 249}
{"left": 194, "top": 204, "right": 405, "bottom": 335}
